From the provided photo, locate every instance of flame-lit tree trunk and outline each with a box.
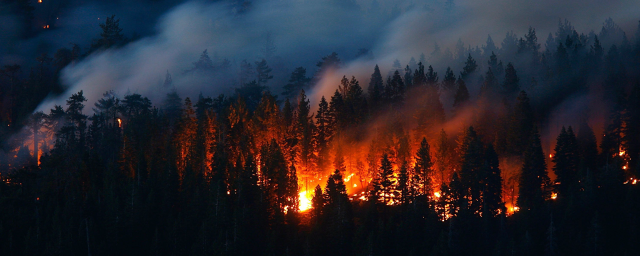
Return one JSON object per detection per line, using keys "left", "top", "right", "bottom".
{"left": 252, "top": 92, "right": 283, "bottom": 150}
{"left": 173, "top": 98, "right": 197, "bottom": 183}
{"left": 195, "top": 95, "right": 217, "bottom": 179}
{"left": 28, "top": 111, "right": 47, "bottom": 164}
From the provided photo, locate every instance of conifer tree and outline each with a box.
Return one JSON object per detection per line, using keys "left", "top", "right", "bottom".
{"left": 481, "top": 144, "right": 504, "bottom": 217}
{"left": 375, "top": 153, "right": 395, "bottom": 204}
{"left": 480, "top": 68, "right": 499, "bottom": 95}
{"left": 442, "top": 67, "right": 457, "bottom": 92}
{"left": 296, "top": 90, "right": 315, "bottom": 173}
{"left": 507, "top": 91, "right": 535, "bottom": 156}
{"left": 552, "top": 126, "right": 578, "bottom": 197}
{"left": 254, "top": 59, "right": 273, "bottom": 86}
{"left": 397, "top": 161, "right": 411, "bottom": 205}
{"left": 315, "top": 96, "right": 332, "bottom": 173}
{"left": 453, "top": 76, "right": 469, "bottom": 113}
{"left": 282, "top": 67, "right": 310, "bottom": 100}
{"left": 461, "top": 54, "right": 478, "bottom": 79}
{"left": 518, "top": 126, "right": 550, "bottom": 211}
{"left": 415, "top": 138, "right": 434, "bottom": 196}
{"left": 368, "top": 65, "right": 384, "bottom": 109}
{"left": 502, "top": 62, "right": 520, "bottom": 95}
{"left": 404, "top": 65, "right": 414, "bottom": 88}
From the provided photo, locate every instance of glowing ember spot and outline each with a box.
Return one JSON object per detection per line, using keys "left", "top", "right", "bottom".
{"left": 299, "top": 191, "right": 312, "bottom": 211}
{"left": 353, "top": 183, "right": 357, "bottom": 188}
{"left": 623, "top": 165, "right": 628, "bottom": 170}
{"left": 434, "top": 191, "right": 441, "bottom": 198}
{"left": 117, "top": 118, "right": 122, "bottom": 127}
{"left": 633, "top": 179, "right": 638, "bottom": 185}
{"left": 549, "top": 154, "right": 553, "bottom": 158}
{"left": 551, "top": 192, "right": 558, "bottom": 200}
{"left": 39, "top": 0, "right": 42, "bottom": 3}
{"left": 620, "top": 151, "right": 625, "bottom": 157}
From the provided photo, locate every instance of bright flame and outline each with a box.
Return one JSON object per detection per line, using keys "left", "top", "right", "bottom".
{"left": 551, "top": 192, "right": 558, "bottom": 200}
{"left": 620, "top": 151, "right": 625, "bottom": 157}
{"left": 299, "top": 191, "right": 312, "bottom": 212}
{"left": 117, "top": 118, "right": 122, "bottom": 128}
{"left": 549, "top": 154, "right": 553, "bottom": 158}
{"left": 344, "top": 173, "right": 355, "bottom": 182}
{"left": 39, "top": 0, "right": 42, "bottom": 3}
{"left": 434, "top": 191, "right": 441, "bottom": 198}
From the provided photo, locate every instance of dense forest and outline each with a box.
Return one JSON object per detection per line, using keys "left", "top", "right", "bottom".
{"left": 2, "top": 1, "right": 640, "bottom": 256}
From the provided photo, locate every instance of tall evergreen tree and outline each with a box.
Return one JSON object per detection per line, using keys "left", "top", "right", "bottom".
{"left": 254, "top": 59, "right": 273, "bottom": 86}
{"left": 518, "top": 126, "right": 550, "bottom": 211}
{"left": 442, "top": 67, "right": 457, "bottom": 92}
{"left": 315, "top": 96, "right": 332, "bottom": 173}
{"left": 453, "top": 76, "right": 470, "bottom": 113}
{"left": 461, "top": 54, "right": 478, "bottom": 79}
{"left": 502, "top": 62, "right": 520, "bottom": 95}
{"left": 552, "top": 126, "right": 578, "bottom": 197}
{"left": 368, "top": 65, "right": 384, "bottom": 108}
{"left": 415, "top": 138, "right": 434, "bottom": 196}
{"left": 282, "top": 67, "right": 310, "bottom": 100}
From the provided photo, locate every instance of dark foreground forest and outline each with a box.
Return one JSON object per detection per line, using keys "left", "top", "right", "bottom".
{"left": 2, "top": 1, "right": 640, "bottom": 256}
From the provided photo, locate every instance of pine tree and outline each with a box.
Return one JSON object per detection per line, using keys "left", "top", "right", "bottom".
{"left": 344, "top": 76, "right": 367, "bottom": 126}
{"left": 404, "top": 65, "right": 414, "bottom": 88}
{"left": 296, "top": 90, "right": 315, "bottom": 173}
{"left": 552, "top": 126, "right": 578, "bottom": 197}
{"left": 415, "top": 138, "right": 433, "bottom": 196}
{"left": 487, "top": 51, "right": 504, "bottom": 80}
{"left": 480, "top": 68, "right": 499, "bottom": 95}
{"left": 426, "top": 65, "right": 439, "bottom": 88}
{"left": 482, "top": 144, "right": 504, "bottom": 217}
{"left": 315, "top": 96, "right": 332, "bottom": 173}
{"left": 368, "top": 65, "right": 384, "bottom": 109}
{"left": 457, "top": 126, "right": 484, "bottom": 213}
{"left": 413, "top": 62, "right": 426, "bottom": 87}
{"left": 91, "top": 15, "right": 125, "bottom": 50}
{"left": 518, "top": 126, "right": 550, "bottom": 211}
{"left": 577, "top": 121, "right": 599, "bottom": 178}
{"left": 376, "top": 153, "right": 395, "bottom": 205}
{"left": 311, "top": 185, "right": 325, "bottom": 224}
{"left": 442, "top": 67, "right": 456, "bottom": 92}
{"left": 314, "top": 52, "right": 341, "bottom": 84}
{"left": 384, "top": 70, "right": 405, "bottom": 107}
{"left": 282, "top": 67, "right": 310, "bottom": 100}
{"left": 461, "top": 54, "right": 478, "bottom": 79}
{"left": 507, "top": 91, "right": 535, "bottom": 156}
{"left": 254, "top": 59, "right": 273, "bottom": 86}
{"left": 502, "top": 63, "right": 520, "bottom": 95}
{"left": 329, "top": 89, "right": 345, "bottom": 134}
{"left": 397, "top": 161, "right": 411, "bottom": 205}
{"left": 483, "top": 35, "right": 497, "bottom": 57}
{"left": 453, "top": 76, "right": 469, "bottom": 113}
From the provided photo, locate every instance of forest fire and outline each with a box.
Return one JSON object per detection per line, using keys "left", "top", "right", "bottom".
{"left": 2, "top": 2, "right": 640, "bottom": 254}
